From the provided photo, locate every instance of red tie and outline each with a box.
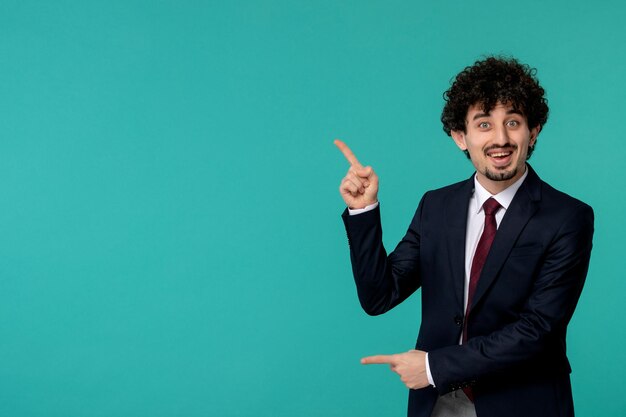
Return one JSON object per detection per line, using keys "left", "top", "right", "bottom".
{"left": 462, "top": 197, "right": 501, "bottom": 401}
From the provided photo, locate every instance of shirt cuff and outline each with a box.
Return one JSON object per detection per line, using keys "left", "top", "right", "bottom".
{"left": 425, "top": 352, "right": 435, "bottom": 387}
{"left": 347, "top": 201, "right": 379, "bottom": 215}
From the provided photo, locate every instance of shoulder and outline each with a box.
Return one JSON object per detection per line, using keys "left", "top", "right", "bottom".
{"left": 534, "top": 175, "right": 593, "bottom": 218}
{"left": 524, "top": 169, "right": 594, "bottom": 236}
{"left": 538, "top": 183, "right": 595, "bottom": 241}
{"left": 420, "top": 177, "right": 473, "bottom": 204}
{"left": 519, "top": 165, "right": 592, "bottom": 214}
{"left": 539, "top": 180, "right": 591, "bottom": 209}
{"left": 410, "top": 177, "right": 474, "bottom": 227}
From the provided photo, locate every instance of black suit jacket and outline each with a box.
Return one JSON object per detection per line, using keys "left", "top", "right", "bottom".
{"left": 342, "top": 166, "right": 594, "bottom": 417}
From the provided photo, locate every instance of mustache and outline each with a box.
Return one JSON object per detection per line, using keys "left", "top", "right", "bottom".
{"left": 484, "top": 144, "right": 518, "bottom": 154}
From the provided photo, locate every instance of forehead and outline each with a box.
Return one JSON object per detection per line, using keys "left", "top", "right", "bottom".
{"left": 466, "top": 102, "right": 525, "bottom": 119}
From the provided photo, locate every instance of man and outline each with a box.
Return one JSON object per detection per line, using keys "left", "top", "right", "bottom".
{"left": 336, "top": 57, "right": 594, "bottom": 417}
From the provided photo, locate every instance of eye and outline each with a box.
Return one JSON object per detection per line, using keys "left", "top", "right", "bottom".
{"left": 478, "top": 122, "right": 490, "bottom": 129}
{"left": 507, "top": 120, "right": 520, "bottom": 127}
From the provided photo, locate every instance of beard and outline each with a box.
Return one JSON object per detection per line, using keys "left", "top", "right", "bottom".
{"left": 483, "top": 166, "right": 518, "bottom": 182}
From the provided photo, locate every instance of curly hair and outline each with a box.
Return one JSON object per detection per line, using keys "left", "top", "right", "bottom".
{"left": 441, "top": 56, "right": 549, "bottom": 159}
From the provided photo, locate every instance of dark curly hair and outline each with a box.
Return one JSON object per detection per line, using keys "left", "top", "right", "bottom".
{"left": 441, "top": 56, "right": 549, "bottom": 159}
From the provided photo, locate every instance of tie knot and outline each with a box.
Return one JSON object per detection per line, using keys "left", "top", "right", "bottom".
{"left": 483, "top": 197, "right": 501, "bottom": 216}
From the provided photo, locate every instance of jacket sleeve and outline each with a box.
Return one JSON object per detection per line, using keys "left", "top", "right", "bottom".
{"left": 341, "top": 197, "right": 426, "bottom": 316}
{"left": 428, "top": 203, "right": 594, "bottom": 394}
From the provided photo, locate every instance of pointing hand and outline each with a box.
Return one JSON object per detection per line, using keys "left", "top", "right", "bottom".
{"left": 334, "top": 139, "right": 379, "bottom": 209}
{"left": 361, "top": 350, "right": 430, "bottom": 390}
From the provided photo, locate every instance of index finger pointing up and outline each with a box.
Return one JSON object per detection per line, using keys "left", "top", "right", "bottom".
{"left": 334, "top": 139, "right": 362, "bottom": 167}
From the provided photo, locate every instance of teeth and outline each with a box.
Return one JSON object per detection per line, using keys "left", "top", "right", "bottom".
{"left": 490, "top": 152, "right": 510, "bottom": 157}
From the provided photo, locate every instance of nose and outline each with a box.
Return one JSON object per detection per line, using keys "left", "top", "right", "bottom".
{"left": 493, "top": 125, "right": 510, "bottom": 145}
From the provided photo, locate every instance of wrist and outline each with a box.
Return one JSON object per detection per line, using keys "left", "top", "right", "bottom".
{"left": 348, "top": 201, "right": 379, "bottom": 215}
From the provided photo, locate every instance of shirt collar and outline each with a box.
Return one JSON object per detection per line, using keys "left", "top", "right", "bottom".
{"left": 471, "top": 165, "right": 529, "bottom": 214}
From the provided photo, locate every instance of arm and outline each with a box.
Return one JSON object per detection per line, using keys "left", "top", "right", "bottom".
{"left": 342, "top": 198, "right": 424, "bottom": 316}
{"left": 335, "top": 139, "right": 422, "bottom": 315}
{"left": 429, "top": 204, "right": 594, "bottom": 394}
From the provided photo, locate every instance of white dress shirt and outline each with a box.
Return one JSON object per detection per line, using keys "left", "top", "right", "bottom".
{"left": 348, "top": 166, "right": 529, "bottom": 387}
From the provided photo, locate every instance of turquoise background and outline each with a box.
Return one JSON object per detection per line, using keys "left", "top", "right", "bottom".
{"left": 1, "top": 1, "right": 624, "bottom": 416}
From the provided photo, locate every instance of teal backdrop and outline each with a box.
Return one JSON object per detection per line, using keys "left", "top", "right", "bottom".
{"left": 1, "top": 1, "right": 624, "bottom": 416}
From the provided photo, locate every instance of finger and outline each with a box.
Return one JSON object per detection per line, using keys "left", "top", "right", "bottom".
{"left": 334, "top": 139, "right": 362, "bottom": 167}
{"left": 355, "top": 166, "right": 373, "bottom": 178}
{"left": 346, "top": 173, "right": 366, "bottom": 192}
{"left": 340, "top": 178, "right": 361, "bottom": 196}
{"left": 361, "top": 354, "right": 397, "bottom": 365}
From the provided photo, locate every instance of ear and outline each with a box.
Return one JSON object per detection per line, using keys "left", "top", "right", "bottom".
{"left": 529, "top": 125, "right": 541, "bottom": 147}
{"left": 450, "top": 130, "right": 467, "bottom": 151}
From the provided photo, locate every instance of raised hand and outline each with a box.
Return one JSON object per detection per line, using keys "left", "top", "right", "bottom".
{"left": 361, "top": 350, "right": 429, "bottom": 390}
{"left": 334, "top": 139, "right": 379, "bottom": 209}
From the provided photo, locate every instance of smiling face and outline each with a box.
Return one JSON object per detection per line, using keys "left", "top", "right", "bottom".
{"left": 451, "top": 102, "right": 541, "bottom": 194}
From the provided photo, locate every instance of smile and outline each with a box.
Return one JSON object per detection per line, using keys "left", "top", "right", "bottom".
{"left": 485, "top": 148, "right": 516, "bottom": 167}
{"left": 489, "top": 152, "right": 511, "bottom": 158}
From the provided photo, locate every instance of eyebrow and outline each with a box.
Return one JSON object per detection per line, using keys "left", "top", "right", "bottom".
{"left": 471, "top": 109, "right": 524, "bottom": 121}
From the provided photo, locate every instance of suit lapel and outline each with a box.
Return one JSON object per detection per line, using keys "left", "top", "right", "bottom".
{"left": 444, "top": 176, "right": 474, "bottom": 310}
{"left": 470, "top": 166, "right": 542, "bottom": 310}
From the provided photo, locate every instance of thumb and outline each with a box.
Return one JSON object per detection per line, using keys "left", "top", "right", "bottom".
{"left": 355, "top": 166, "right": 373, "bottom": 178}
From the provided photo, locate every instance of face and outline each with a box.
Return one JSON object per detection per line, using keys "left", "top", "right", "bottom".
{"left": 451, "top": 102, "right": 540, "bottom": 194}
